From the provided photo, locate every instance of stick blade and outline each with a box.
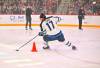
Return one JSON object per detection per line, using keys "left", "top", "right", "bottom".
{"left": 16, "top": 49, "right": 19, "bottom": 51}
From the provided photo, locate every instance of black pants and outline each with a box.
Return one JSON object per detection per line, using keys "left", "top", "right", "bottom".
{"left": 26, "top": 16, "right": 32, "bottom": 28}
{"left": 79, "top": 19, "right": 82, "bottom": 29}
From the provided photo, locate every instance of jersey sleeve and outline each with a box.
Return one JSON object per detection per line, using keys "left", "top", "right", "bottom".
{"left": 50, "top": 17, "right": 61, "bottom": 23}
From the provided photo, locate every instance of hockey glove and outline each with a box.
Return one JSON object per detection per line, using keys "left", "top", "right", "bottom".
{"left": 38, "top": 32, "right": 45, "bottom": 36}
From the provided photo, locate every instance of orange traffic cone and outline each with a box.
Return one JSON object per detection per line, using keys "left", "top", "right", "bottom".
{"left": 31, "top": 42, "right": 37, "bottom": 52}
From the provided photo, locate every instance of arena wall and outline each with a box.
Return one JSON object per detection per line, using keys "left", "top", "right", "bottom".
{"left": 0, "top": 15, "right": 100, "bottom": 28}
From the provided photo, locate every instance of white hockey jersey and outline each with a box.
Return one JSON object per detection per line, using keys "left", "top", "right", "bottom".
{"left": 41, "top": 17, "right": 61, "bottom": 35}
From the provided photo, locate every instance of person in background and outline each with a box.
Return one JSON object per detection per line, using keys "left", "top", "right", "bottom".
{"left": 78, "top": 6, "right": 85, "bottom": 30}
{"left": 25, "top": 5, "right": 32, "bottom": 30}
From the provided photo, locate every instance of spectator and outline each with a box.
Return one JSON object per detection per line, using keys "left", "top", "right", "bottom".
{"left": 0, "top": 0, "right": 99, "bottom": 15}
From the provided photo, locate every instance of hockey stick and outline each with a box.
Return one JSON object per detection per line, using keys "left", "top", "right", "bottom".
{"left": 16, "top": 34, "right": 39, "bottom": 51}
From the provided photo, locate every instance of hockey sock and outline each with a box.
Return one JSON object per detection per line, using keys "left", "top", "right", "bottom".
{"left": 65, "top": 41, "right": 71, "bottom": 47}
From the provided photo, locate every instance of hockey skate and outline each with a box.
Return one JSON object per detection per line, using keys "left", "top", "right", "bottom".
{"left": 43, "top": 41, "right": 50, "bottom": 49}
{"left": 43, "top": 45, "right": 50, "bottom": 49}
{"left": 25, "top": 27, "right": 28, "bottom": 30}
{"left": 66, "top": 41, "right": 77, "bottom": 50}
{"left": 72, "top": 45, "right": 77, "bottom": 50}
{"left": 29, "top": 27, "right": 32, "bottom": 30}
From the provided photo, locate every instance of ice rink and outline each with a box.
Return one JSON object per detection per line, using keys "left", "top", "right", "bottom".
{"left": 0, "top": 26, "right": 100, "bottom": 68}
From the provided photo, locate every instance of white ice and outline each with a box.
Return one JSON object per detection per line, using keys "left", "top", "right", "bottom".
{"left": 0, "top": 26, "right": 100, "bottom": 68}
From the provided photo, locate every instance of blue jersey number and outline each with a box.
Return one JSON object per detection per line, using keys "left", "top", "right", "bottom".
{"left": 46, "top": 21, "right": 55, "bottom": 31}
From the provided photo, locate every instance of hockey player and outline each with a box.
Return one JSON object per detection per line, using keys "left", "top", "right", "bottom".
{"left": 39, "top": 13, "right": 76, "bottom": 50}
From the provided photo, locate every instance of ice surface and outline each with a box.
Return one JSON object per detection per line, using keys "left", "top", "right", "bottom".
{"left": 0, "top": 26, "right": 100, "bottom": 68}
